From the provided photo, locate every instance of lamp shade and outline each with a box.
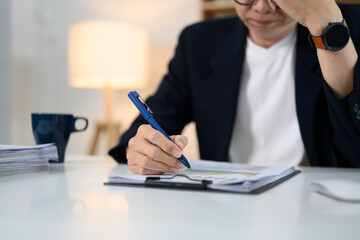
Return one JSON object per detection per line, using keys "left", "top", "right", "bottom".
{"left": 68, "top": 20, "right": 148, "bottom": 89}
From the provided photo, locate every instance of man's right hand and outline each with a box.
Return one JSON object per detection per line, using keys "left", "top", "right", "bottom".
{"left": 126, "top": 124, "right": 187, "bottom": 175}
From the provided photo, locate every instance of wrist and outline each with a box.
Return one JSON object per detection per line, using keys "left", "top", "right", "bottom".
{"left": 306, "top": 9, "right": 343, "bottom": 36}
{"left": 308, "top": 20, "right": 343, "bottom": 37}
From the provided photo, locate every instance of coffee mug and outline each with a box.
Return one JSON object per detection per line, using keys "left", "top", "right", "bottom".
{"left": 31, "top": 113, "right": 88, "bottom": 163}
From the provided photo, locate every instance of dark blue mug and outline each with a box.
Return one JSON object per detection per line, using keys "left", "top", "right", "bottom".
{"left": 31, "top": 113, "right": 88, "bottom": 163}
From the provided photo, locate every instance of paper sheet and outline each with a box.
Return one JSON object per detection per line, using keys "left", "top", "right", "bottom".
{"left": 108, "top": 159, "right": 294, "bottom": 186}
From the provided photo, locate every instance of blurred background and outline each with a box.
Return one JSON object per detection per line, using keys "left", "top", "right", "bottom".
{"left": 0, "top": 0, "right": 236, "bottom": 160}
{"left": 1, "top": 0, "right": 357, "bottom": 160}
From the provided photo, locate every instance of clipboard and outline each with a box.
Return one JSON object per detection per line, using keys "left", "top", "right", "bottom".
{"left": 104, "top": 170, "right": 300, "bottom": 194}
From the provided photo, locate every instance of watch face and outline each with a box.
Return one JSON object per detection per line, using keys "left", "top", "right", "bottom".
{"left": 324, "top": 22, "right": 350, "bottom": 51}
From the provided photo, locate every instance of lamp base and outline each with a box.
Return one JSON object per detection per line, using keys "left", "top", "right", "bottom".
{"left": 88, "top": 121, "right": 121, "bottom": 155}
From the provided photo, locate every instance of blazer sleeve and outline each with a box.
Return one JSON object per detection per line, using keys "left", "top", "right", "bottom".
{"left": 108, "top": 27, "right": 195, "bottom": 163}
{"left": 322, "top": 5, "right": 360, "bottom": 167}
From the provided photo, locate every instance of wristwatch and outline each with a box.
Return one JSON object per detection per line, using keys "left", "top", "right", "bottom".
{"left": 308, "top": 19, "right": 350, "bottom": 51}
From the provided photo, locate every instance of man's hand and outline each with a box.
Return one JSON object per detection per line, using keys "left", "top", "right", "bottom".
{"left": 126, "top": 124, "right": 187, "bottom": 175}
{"left": 275, "top": 0, "right": 357, "bottom": 98}
{"left": 274, "top": 0, "right": 343, "bottom": 35}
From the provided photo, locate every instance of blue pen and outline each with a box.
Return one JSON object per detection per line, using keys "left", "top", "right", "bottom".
{"left": 128, "top": 91, "right": 191, "bottom": 169}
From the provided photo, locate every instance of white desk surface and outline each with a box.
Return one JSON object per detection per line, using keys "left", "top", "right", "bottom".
{"left": 1, "top": 155, "right": 359, "bottom": 240}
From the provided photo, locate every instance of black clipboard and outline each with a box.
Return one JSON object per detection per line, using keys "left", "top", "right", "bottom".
{"left": 104, "top": 170, "right": 300, "bottom": 194}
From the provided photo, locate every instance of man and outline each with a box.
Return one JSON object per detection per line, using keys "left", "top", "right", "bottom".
{"left": 109, "top": 0, "right": 360, "bottom": 174}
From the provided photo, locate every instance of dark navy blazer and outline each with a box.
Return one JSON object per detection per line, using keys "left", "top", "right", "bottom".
{"left": 110, "top": 4, "right": 360, "bottom": 167}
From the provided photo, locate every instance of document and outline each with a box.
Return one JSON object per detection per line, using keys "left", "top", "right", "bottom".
{"left": 0, "top": 143, "right": 58, "bottom": 177}
{"left": 107, "top": 159, "right": 299, "bottom": 193}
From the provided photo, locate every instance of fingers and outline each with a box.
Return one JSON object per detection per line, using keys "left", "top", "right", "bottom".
{"left": 128, "top": 164, "right": 163, "bottom": 175}
{"left": 139, "top": 125, "right": 182, "bottom": 159}
{"left": 127, "top": 147, "right": 180, "bottom": 173}
{"left": 171, "top": 135, "right": 188, "bottom": 169}
{"left": 126, "top": 124, "right": 186, "bottom": 175}
{"left": 127, "top": 152, "right": 179, "bottom": 175}
{"left": 129, "top": 136, "right": 179, "bottom": 167}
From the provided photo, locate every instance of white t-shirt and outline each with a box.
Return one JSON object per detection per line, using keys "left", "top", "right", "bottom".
{"left": 229, "top": 29, "right": 306, "bottom": 166}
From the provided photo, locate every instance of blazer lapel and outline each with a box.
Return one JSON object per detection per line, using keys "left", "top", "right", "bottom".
{"left": 197, "top": 19, "right": 247, "bottom": 161}
{"left": 295, "top": 25, "right": 325, "bottom": 166}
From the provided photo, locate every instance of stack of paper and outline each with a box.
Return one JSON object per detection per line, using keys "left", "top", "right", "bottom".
{"left": 0, "top": 143, "right": 58, "bottom": 177}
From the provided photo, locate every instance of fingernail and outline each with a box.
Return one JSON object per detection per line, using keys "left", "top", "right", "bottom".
{"left": 177, "top": 162, "right": 185, "bottom": 169}
{"left": 178, "top": 141, "right": 185, "bottom": 150}
{"left": 172, "top": 149, "right": 182, "bottom": 158}
{"left": 169, "top": 167, "right": 178, "bottom": 173}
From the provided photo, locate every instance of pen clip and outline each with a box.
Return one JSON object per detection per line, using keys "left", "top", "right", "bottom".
{"left": 137, "top": 94, "right": 153, "bottom": 114}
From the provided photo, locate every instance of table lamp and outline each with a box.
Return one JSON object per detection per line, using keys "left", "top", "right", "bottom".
{"left": 68, "top": 20, "right": 148, "bottom": 154}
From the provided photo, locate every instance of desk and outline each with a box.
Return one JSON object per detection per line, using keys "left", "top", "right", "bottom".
{"left": 0, "top": 156, "right": 359, "bottom": 240}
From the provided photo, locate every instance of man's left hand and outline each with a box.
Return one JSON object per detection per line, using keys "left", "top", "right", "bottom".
{"left": 274, "top": 0, "right": 343, "bottom": 35}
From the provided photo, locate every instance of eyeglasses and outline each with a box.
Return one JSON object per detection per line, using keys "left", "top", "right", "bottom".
{"left": 234, "top": 0, "right": 280, "bottom": 9}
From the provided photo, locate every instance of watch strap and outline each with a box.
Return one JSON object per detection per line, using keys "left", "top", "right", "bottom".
{"left": 310, "top": 34, "right": 327, "bottom": 49}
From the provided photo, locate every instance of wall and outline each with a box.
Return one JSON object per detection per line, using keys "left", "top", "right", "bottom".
{"left": 9, "top": 0, "right": 200, "bottom": 159}
{"left": 11, "top": 0, "right": 36, "bottom": 146}
{"left": 0, "top": 0, "right": 11, "bottom": 144}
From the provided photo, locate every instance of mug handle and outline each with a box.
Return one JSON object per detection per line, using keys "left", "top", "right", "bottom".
{"left": 73, "top": 117, "right": 88, "bottom": 132}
